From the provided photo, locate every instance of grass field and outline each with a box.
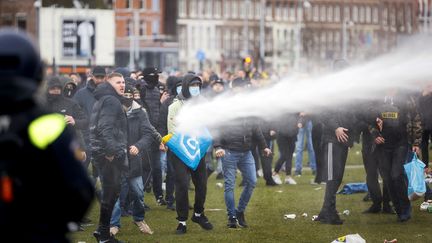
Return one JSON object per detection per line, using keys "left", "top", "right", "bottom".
{"left": 71, "top": 146, "right": 432, "bottom": 243}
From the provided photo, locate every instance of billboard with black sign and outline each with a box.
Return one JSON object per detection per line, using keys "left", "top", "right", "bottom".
{"left": 62, "top": 19, "right": 96, "bottom": 58}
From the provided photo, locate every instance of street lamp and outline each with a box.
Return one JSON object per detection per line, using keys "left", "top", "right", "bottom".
{"left": 294, "top": 0, "right": 311, "bottom": 72}
{"left": 342, "top": 19, "right": 354, "bottom": 60}
{"left": 33, "top": 0, "right": 41, "bottom": 43}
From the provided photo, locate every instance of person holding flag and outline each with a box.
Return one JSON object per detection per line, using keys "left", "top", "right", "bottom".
{"left": 166, "top": 74, "right": 213, "bottom": 234}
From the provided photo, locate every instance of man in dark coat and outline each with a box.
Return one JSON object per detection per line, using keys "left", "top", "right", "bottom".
{"left": 46, "top": 76, "right": 88, "bottom": 160}
{"left": 109, "top": 85, "right": 162, "bottom": 235}
{"left": 90, "top": 72, "right": 127, "bottom": 243}
{"left": 140, "top": 67, "right": 165, "bottom": 205}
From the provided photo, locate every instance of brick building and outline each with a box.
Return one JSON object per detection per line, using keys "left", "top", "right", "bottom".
{"left": 114, "top": 0, "right": 178, "bottom": 71}
{"left": 177, "top": 0, "right": 418, "bottom": 74}
{"left": 0, "top": 0, "right": 38, "bottom": 38}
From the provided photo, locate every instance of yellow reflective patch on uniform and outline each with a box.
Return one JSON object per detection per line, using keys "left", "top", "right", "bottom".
{"left": 28, "top": 114, "right": 66, "bottom": 149}
{"left": 382, "top": 112, "right": 398, "bottom": 119}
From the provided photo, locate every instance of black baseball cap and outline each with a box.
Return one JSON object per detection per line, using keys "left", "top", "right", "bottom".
{"left": 92, "top": 66, "right": 106, "bottom": 76}
{"left": 143, "top": 67, "right": 161, "bottom": 76}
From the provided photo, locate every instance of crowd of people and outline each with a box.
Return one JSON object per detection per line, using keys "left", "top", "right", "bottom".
{"left": 41, "top": 57, "right": 432, "bottom": 243}
{"left": 2, "top": 29, "right": 432, "bottom": 243}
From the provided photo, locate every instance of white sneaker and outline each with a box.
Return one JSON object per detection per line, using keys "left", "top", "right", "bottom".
{"left": 284, "top": 176, "right": 297, "bottom": 185}
{"left": 109, "top": 226, "right": 119, "bottom": 236}
{"left": 272, "top": 174, "right": 282, "bottom": 185}
{"left": 135, "top": 220, "right": 154, "bottom": 235}
{"left": 257, "top": 169, "right": 264, "bottom": 178}
{"left": 420, "top": 202, "right": 429, "bottom": 211}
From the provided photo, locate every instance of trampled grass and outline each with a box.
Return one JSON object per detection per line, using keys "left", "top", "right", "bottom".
{"left": 71, "top": 147, "right": 432, "bottom": 243}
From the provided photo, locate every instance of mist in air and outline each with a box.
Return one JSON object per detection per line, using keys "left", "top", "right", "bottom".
{"left": 176, "top": 35, "right": 432, "bottom": 134}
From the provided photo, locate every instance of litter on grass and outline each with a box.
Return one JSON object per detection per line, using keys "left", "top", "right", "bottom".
{"left": 284, "top": 214, "right": 296, "bottom": 219}
{"left": 331, "top": 233, "right": 366, "bottom": 243}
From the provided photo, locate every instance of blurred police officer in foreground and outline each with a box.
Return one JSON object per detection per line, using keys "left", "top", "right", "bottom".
{"left": 0, "top": 28, "right": 94, "bottom": 242}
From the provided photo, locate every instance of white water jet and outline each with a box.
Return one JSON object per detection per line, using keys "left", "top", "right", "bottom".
{"left": 176, "top": 35, "right": 432, "bottom": 134}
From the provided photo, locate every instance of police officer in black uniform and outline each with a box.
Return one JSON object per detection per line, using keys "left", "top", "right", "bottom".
{"left": 0, "top": 29, "right": 94, "bottom": 242}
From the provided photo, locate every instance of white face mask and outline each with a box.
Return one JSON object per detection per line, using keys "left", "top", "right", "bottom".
{"left": 189, "top": 87, "right": 200, "bottom": 97}
{"left": 176, "top": 86, "right": 182, "bottom": 95}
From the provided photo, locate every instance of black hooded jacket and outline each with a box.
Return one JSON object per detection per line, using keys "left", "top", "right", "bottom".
{"left": 126, "top": 101, "right": 162, "bottom": 177}
{"left": 73, "top": 79, "right": 98, "bottom": 119}
{"left": 159, "top": 76, "right": 181, "bottom": 136}
{"left": 89, "top": 82, "right": 128, "bottom": 161}
{"left": 213, "top": 118, "right": 268, "bottom": 152}
{"left": 47, "top": 94, "right": 88, "bottom": 130}
{"left": 140, "top": 80, "right": 161, "bottom": 131}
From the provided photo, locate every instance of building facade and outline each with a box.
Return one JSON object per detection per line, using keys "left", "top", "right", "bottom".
{"left": 114, "top": 0, "right": 178, "bottom": 71}
{"left": 0, "top": 0, "right": 37, "bottom": 38}
{"left": 178, "top": 0, "right": 418, "bottom": 74}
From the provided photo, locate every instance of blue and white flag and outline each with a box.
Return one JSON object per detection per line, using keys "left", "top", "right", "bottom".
{"left": 163, "top": 129, "right": 212, "bottom": 171}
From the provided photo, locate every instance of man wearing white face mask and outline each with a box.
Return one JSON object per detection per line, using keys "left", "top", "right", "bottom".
{"left": 167, "top": 74, "right": 213, "bottom": 234}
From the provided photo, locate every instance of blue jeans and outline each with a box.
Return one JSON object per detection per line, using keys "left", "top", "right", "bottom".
{"left": 222, "top": 150, "right": 257, "bottom": 218}
{"left": 216, "top": 158, "right": 223, "bottom": 174}
{"left": 295, "top": 120, "right": 317, "bottom": 174}
{"left": 160, "top": 151, "right": 167, "bottom": 176}
{"left": 111, "top": 176, "right": 145, "bottom": 227}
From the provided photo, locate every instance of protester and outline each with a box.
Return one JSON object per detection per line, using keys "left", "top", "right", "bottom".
{"left": 272, "top": 113, "right": 300, "bottom": 185}
{"left": 90, "top": 72, "right": 127, "bottom": 243}
{"left": 214, "top": 77, "right": 272, "bottom": 228}
{"left": 159, "top": 76, "right": 183, "bottom": 210}
{"left": 140, "top": 67, "right": 166, "bottom": 206}
{"left": 168, "top": 74, "right": 213, "bottom": 234}
{"left": 110, "top": 85, "right": 162, "bottom": 236}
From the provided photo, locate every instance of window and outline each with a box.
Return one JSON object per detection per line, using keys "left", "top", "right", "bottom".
{"left": 179, "top": 26, "right": 186, "bottom": 50}
{"left": 152, "top": 0, "right": 160, "bottom": 11}
{"left": 198, "top": 0, "right": 204, "bottom": 18}
{"left": 126, "top": 19, "right": 132, "bottom": 36}
{"left": 334, "top": 6, "right": 340, "bottom": 22}
{"left": 390, "top": 5, "right": 396, "bottom": 28}
{"left": 305, "top": 3, "right": 312, "bottom": 21}
{"left": 327, "top": 31, "right": 333, "bottom": 49}
{"left": 190, "top": 0, "right": 197, "bottom": 17}
{"left": 232, "top": 0, "right": 238, "bottom": 18}
{"left": 275, "top": 3, "right": 282, "bottom": 20}
{"left": 320, "top": 5, "right": 326, "bottom": 22}
{"left": 206, "top": 0, "right": 213, "bottom": 18}
{"left": 406, "top": 5, "right": 412, "bottom": 32}
{"left": 344, "top": 6, "right": 350, "bottom": 21}
{"left": 152, "top": 20, "right": 159, "bottom": 35}
{"left": 139, "top": 20, "right": 146, "bottom": 36}
{"left": 352, "top": 6, "right": 358, "bottom": 22}
{"left": 248, "top": 1, "right": 254, "bottom": 19}
{"left": 215, "top": 0, "right": 222, "bottom": 18}
{"left": 366, "top": 6, "right": 371, "bottom": 23}
{"left": 372, "top": 6, "right": 379, "bottom": 24}
{"left": 327, "top": 6, "right": 333, "bottom": 22}
{"left": 313, "top": 5, "right": 319, "bottom": 22}
{"left": 266, "top": 3, "right": 272, "bottom": 20}
{"left": 232, "top": 31, "right": 238, "bottom": 52}
{"left": 382, "top": 6, "right": 388, "bottom": 26}
{"left": 224, "top": 29, "right": 231, "bottom": 54}
{"left": 16, "top": 15, "right": 26, "bottom": 31}
{"left": 216, "top": 27, "right": 221, "bottom": 49}
{"left": 240, "top": 1, "right": 246, "bottom": 18}
{"left": 290, "top": 3, "right": 296, "bottom": 22}
{"left": 224, "top": 0, "right": 231, "bottom": 18}
{"left": 255, "top": 1, "right": 261, "bottom": 20}
{"left": 140, "top": 0, "right": 145, "bottom": 9}
{"left": 207, "top": 27, "right": 211, "bottom": 49}
{"left": 282, "top": 3, "right": 288, "bottom": 21}
{"left": 359, "top": 6, "right": 365, "bottom": 23}
{"left": 126, "top": 0, "right": 131, "bottom": 8}
{"left": 179, "top": 0, "right": 186, "bottom": 17}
